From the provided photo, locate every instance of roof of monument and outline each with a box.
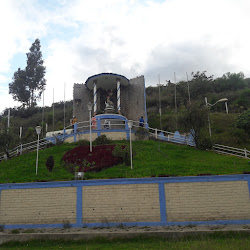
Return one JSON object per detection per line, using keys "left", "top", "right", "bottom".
{"left": 85, "top": 73, "right": 130, "bottom": 90}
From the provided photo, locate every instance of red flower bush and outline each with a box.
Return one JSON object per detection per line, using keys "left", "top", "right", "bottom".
{"left": 62, "top": 145, "right": 123, "bottom": 173}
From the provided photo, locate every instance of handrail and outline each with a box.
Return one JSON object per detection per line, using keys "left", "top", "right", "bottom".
{"left": 213, "top": 144, "right": 249, "bottom": 159}
{"left": 1, "top": 119, "right": 248, "bottom": 161}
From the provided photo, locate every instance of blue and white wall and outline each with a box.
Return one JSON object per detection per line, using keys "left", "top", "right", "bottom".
{"left": 0, "top": 175, "right": 250, "bottom": 229}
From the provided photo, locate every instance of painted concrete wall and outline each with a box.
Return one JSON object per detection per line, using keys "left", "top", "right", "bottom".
{"left": 63, "top": 131, "right": 134, "bottom": 143}
{"left": 0, "top": 175, "right": 250, "bottom": 229}
{"left": 82, "top": 184, "right": 160, "bottom": 223}
{"left": 0, "top": 187, "right": 76, "bottom": 225}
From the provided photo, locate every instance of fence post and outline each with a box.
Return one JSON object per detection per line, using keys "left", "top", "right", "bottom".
{"left": 186, "top": 136, "right": 189, "bottom": 145}
{"left": 74, "top": 123, "right": 77, "bottom": 134}
{"left": 155, "top": 128, "right": 157, "bottom": 139}
{"left": 244, "top": 148, "right": 247, "bottom": 158}
{"left": 20, "top": 144, "right": 23, "bottom": 155}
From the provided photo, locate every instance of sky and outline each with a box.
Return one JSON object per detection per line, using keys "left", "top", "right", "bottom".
{"left": 0, "top": 0, "right": 250, "bottom": 113}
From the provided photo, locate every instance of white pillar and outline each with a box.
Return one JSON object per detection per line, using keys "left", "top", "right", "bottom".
{"left": 117, "top": 79, "right": 121, "bottom": 113}
{"left": 93, "top": 82, "right": 97, "bottom": 114}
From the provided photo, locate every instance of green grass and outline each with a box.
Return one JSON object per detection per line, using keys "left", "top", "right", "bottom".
{"left": 0, "top": 143, "right": 76, "bottom": 183}
{"left": 1, "top": 232, "right": 250, "bottom": 249}
{"left": 0, "top": 140, "right": 249, "bottom": 184}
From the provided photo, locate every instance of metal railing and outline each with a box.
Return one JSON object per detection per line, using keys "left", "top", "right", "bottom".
{"left": 0, "top": 138, "right": 53, "bottom": 162}
{"left": 1, "top": 118, "right": 248, "bottom": 162}
{"left": 213, "top": 144, "right": 250, "bottom": 159}
{"left": 147, "top": 126, "right": 196, "bottom": 147}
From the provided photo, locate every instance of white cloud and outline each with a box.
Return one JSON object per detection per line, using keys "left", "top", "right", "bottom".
{"left": 1, "top": 0, "right": 250, "bottom": 112}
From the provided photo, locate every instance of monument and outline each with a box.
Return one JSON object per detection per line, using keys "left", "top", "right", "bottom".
{"left": 73, "top": 73, "right": 147, "bottom": 124}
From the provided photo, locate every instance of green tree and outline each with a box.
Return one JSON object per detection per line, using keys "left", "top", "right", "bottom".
{"left": 9, "top": 39, "right": 46, "bottom": 107}
{"left": 180, "top": 103, "right": 212, "bottom": 149}
{"left": 236, "top": 89, "right": 250, "bottom": 109}
{"left": 9, "top": 68, "right": 30, "bottom": 107}
{"left": 189, "top": 71, "right": 213, "bottom": 98}
{"left": 236, "top": 110, "right": 250, "bottom": 136}
{"left": 213, "top": 72, "right": 246, "bottom": 92}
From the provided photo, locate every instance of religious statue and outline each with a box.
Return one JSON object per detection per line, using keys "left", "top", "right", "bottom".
{"left": 105, "top": 89, "right": 114, "bottom": 109}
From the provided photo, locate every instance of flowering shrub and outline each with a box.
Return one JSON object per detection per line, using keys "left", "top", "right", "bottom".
{"left": 62, "top": 145, "right": 124, "bottom": 173}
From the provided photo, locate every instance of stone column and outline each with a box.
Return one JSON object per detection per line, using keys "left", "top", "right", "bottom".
{"left": 117, "top": 79, "right": 121, "bottom": 114}
{"left": 93, "top": 81, "right": 97, "bottom": 114}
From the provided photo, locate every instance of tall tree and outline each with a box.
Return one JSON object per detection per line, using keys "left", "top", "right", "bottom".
{"left": 9, "top": 39, "right": 46, "bottom": 107}
{"left": 9, "top": 68, "right": 30, "bottom": 107}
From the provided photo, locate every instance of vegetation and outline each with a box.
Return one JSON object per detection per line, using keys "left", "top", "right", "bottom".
{"left": 62, "top": 145, "right": 123, "bottom": 173}
{"left": 0, "top": 101, "right": 73, "bottom": 152}
{"left": 236, "top": 110, "right": 250, "bottom": 136}
{"left": 9, "top": 39, "right": 46, "bottom": 108}
{"left": 46, "top": 155, "right": 54, "bottom": 172}
{"left": 179, "top": 103, "right": 211, "bottom": 149}
{"left": 0, "top": 70, "right": 250, "bottom": 153}
{"left": 0, "top": 140, "right": 249, "bottom": 184}
{"left": 1, "top": 232, "right": 250, "bottom": 249}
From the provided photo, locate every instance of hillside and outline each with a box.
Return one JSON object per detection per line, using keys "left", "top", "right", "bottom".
{"left": 0, "top": 71, "right": 249, "bottom": 152}
{"left": 0, "top": 140, "right": 249, "bottom": 184}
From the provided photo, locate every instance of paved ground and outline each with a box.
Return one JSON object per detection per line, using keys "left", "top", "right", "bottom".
{"left": 1, "top": 224, "right": 250, "bottom": 245}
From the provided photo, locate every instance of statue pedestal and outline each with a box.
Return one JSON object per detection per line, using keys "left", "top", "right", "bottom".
{"left": 104, "top": 107, "right": 115, "bottom": 114}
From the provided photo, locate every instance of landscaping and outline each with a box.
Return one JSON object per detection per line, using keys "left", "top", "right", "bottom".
{"left": 62, "top": 145, "right": 125, "bottom": 173}
{"left": 0, "top": 140, "right": 249, "bottom": 184}
{"left": 1, "top": 232, "right": 250, "bottom": 249}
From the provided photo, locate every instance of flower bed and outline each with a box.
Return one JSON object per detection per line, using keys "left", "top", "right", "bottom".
{"left": 62, "top": 145, "right": 124, "bottom": 173}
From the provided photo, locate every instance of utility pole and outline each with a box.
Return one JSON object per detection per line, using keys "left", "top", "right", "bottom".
{"left": 64, "top": 83, "right": 66, "bottom": 129}
{"left": 53, "top": 88, "right": 55, "bottom": 133}
{"left": 186, "top": 72, "right": 191, "bottom": 104}
{"left": 42, "top": 90, "right": 44, "bottom": 137}
{"left": 7, "top": 108, "right": 10, "bottom": 134}
{"left": 174, "top": 72, "right": 177, "bottom": 113}
{"left": 158, "top": 74, "right": 162, "bottom": 131}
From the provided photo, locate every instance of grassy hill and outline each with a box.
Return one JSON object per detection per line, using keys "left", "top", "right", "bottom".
{"left": 0, "top": 140, "right": 249, "bottom": 184}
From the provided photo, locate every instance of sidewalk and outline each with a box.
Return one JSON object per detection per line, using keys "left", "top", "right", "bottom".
{"left": 1, "top": 224, "right": 250, "bottom": 245}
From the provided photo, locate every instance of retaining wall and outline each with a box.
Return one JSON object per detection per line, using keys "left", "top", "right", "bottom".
{"left": 0, "top": 175, "right": 250, "bottom": 229}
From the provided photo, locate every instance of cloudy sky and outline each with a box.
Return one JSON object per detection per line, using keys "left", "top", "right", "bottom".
{"left": 0, "top": 0, "right": 250, "bottom": 113}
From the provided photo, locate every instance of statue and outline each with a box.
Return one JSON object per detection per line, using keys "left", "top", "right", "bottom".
{"left": 105, "top": 90, "right": 114, "bottom": 110}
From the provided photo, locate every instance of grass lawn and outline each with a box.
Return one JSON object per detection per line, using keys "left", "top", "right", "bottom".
{"left": 1, "top": 232, "right": 250, "bottom": 249}
{"left": 0, "top": 140, "right": 249, "bottom": 184}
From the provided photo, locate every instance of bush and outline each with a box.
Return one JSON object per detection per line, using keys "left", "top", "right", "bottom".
{"left": 196, "top": 137, "right": 213, "bottom": 150}
{"left": 76, "top": 140, "right": 89, "bottom": 146}
{"left": 230, "top": 127, "right": 249, "bottom": 144}
{"left": 179, "top": 103, "right": 210, "bottom": 150}
{"left": 112, "top": 145, "right": 136, "bottom": 166}
{"left": 93, "top": 135, "right": 111, "bottom": 145}
{"left": 236, "top": 110, "right": 250, "bottom": 136}
{"left": 46, "top": 155, "right": 54, "bottom": 172}
{"left": 62, "top": 145, "right": 122, "bottom": 173}
{"left": 135, "top": 127, "right": 149, "bottom": 140}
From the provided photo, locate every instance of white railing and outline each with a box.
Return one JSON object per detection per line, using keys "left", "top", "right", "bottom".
{"left": 146, "top": 126, "right": 195, "bottom": 147}
{"left": 2, "top": 119, "right": 248, "bottom": 162}
{"left": 213, "top": 144, "right": 250, "bottom": 159}
{"left": 0, "top": 138, "right": 53, "bottom": 162}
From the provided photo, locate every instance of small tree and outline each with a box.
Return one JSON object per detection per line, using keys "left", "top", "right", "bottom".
{"left": 180, "top": 103, "right": 212, "bottom": 149}
{"left": 46, "top": 155, "right": 54, "bottom": 172}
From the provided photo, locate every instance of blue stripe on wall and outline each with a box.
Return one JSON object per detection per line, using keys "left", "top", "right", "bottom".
{"left": 4, "top": 219, "right": 250, "bottom": 230}
{"left": 158, "top": 183, "right": 167, "bottom": 223}
{"left": 76, "top": 186, "right": 83, "bottom": 226}
{"left": 1, "top": 174, "right": 250, "bottom": 190}
{"left": 248, "top": 180, "right": 250, "bottom": 198}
